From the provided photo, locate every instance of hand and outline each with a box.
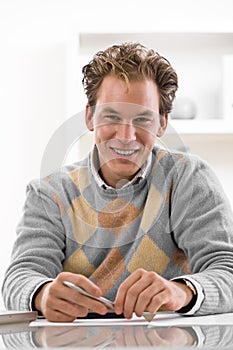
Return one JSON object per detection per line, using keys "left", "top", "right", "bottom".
{"left": 114, "top": 326, "right": 196, "bottom": 347}
{"left": 34, "top": 326, "right": 113, "bottom": 348}
{"left": 34, "top": 325, "right": 195, "bottom": 348}
{"left": 114, "top": 268, "right": 193, "bottom": 318}
{"left": 34, "top": 272, "right": 108, "bottom": 322}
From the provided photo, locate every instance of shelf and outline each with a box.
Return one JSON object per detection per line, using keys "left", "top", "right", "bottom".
{"left": 79, "top": 32, "right": 233, "bottom": 54}
{"left": 168, "top": 119, "right": 233, "bottom": 135}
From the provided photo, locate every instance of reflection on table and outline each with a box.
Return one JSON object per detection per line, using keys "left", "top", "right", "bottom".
{"left": 1, "top": 322, "right": 233, "bottom": 348}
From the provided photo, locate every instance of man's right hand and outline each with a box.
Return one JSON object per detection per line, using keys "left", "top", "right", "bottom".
{"left": 34, "top": 272, "right": 108, "bottom": 322}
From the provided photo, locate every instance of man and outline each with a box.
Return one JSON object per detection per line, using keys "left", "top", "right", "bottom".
{"left": 2, "top": 43, "right": 233, "bottom": 322}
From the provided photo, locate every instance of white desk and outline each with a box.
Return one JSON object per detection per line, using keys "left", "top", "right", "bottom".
{"left": 1, "top": 312, "right": 233, "bottom": 349}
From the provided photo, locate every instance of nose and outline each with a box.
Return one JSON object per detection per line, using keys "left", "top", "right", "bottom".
{"left": 116, "top": 122, "right": 136, "bottom": 141}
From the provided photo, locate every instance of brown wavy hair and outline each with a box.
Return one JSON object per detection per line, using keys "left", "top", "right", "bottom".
{"left": 82, "top": 42, "right": 178, "bottom": 116}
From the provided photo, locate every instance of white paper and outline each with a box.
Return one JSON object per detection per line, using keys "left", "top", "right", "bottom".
{"left": 148, "top": 312, "right": 233, "bottom": 327}
{"left": 29, "top": 312, "right": 233, "bottom": 327}
{"left": 29, "top": 314, "right": 150, "bottom": 327}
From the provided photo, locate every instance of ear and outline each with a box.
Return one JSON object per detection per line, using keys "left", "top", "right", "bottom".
{"left": 157, "top": 114, "right": 168, "bottom": 137}
{"left": 85, "top": 104, "right": 94, "bottom": 131}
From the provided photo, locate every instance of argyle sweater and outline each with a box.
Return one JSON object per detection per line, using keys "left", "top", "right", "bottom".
{"left": 2, "top": 146, "right": 233, "bottom": 315}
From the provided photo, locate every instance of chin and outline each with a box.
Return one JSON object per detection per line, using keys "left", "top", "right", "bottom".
{"left": 109, "top": 161, "right": 140, "bottom": 178}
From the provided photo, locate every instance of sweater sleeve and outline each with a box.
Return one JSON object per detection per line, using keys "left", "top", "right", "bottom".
{"left": 2, "top": 179, "right": 66, "bottom": 310}
{"left": 171, "top": 154, "right": 233, "bottom": 315}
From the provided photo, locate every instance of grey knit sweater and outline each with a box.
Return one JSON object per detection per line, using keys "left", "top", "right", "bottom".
{"left": 2, "top": 146, "right": 233, "bottom": 315}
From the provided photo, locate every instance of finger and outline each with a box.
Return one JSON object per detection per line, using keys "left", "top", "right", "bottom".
{"left": 45, "top": 297, "right": 89, "bottom": 321}
{"left": 44, "top": 308, "right": 77, "bottom": 323}
{"left": 134, "top": 326, "right": 153, "bottom": 346}
{"left": 42, "top": 327, "right": 88, "bottom": 347}
{"left": 53, "top": 277, "right": 108, "bottom": 315}
{"left": 121, "top": 275, "right": 158, "bottom": 318}
{"left": 146, "top": 289, "right": 170, "bottom": 314}
{"left": 122, "top": 280, "right": 149, "bottom": 318}
{"left": 145, "top": 328, "right": 169, "bottom": 346}
{"left": 57, "top": 273, "right": 102, "bottom": 297}
{"left": 114, "top": 270, "right": 142, "bottom": 313}
{"left": 76, "top": 297, "right": 108, "bottom": 315}
{"left": 123, "top": 326, "right": 137, "bottom": 347}
{"left": 114, "top": 330, "right": 126, "bottom": 347}
{"left": 134, "top": 283, "right": 164, "bottom": 316}
{"left": 60, "top": 285, "right": 108, "bottom": 315}
{"left": 115, "top": 269, "right": 161, "bottom": 315}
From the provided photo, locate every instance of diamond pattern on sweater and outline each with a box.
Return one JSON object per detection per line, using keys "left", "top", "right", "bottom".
{"left": 92, "top": 247, "right": 125, "bottom": 295}
{"left": 51, "top": 192, "right": 66, "bottom": 214}
{"left": 127, "top": 235, "right": 170, "bottom": 274}
{"left": 140, "top": 184, "right": 163, "bottom": 232}
{"left": 98, "top": 198, "right": 140, "bottom": 237}
{"left": 63, "top": 248, "right": 96, "bottom": 276}
{"left": 69, "top": 167, "right": 90, "bottom": 193}
{"left": 67, "top": 195, "right": 98, "bottom": 244}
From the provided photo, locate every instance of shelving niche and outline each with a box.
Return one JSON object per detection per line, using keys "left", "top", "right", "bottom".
{"left": 78, "top": 32, "right": 233, "bottom": 135}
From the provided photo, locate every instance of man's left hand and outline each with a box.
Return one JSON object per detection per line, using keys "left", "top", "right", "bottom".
{"left": 114, "top": 268, "right": 193, "bottom": 318}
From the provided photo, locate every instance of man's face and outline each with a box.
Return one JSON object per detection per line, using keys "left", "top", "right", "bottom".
{"left": 86, "top": 75, "right": 167, "bottom": 188}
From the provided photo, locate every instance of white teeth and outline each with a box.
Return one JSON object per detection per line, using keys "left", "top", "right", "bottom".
{"left": 112, "top": 148, "right": 136, "bottom": 156}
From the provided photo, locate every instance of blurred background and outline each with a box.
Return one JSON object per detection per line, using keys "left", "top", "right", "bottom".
{"left": 0, "top": 0, "right": 233, "bottom": 309}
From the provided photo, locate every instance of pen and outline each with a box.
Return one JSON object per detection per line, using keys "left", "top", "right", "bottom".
{"left": 63, "top": 281, "right": 114, "bottom": 310}
{"left": 63, "top": 281, "right": 155, "bottom": 321}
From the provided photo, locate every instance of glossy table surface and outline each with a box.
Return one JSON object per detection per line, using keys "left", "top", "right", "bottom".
{"left": 1, "top": 313, "right": 233, "bottom": 349}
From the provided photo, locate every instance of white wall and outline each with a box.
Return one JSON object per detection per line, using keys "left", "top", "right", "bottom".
{"left": 0, "top": 0, "right": 233, "bottom": 309}
{"left": 0, "top": 1, "right": 69, "bottom": 308}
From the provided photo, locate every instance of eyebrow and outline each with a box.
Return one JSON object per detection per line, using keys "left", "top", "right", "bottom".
{"left": 101, "top": 107, "right": 120, "bottom": 114}
{"left": 100, "top": 107, "right": 155, "bottom": 116}
{"left": 137, "top": 109, "right": 155, "bottom": 117}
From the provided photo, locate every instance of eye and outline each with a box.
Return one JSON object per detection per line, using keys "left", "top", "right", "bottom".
{"left": 104, "top": 114, "right": 121, "bottom": 123}
{"left": 133, "top": 117, "right": 151, "bottom": 125}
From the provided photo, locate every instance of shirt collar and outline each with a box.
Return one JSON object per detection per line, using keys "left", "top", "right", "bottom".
{"left": 90, "top": 146, "right": 152, "bottom": 190}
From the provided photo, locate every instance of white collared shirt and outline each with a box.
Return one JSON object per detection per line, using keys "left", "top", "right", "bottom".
{"left": 90, "top": 146, "right": 153, "bottom": 189}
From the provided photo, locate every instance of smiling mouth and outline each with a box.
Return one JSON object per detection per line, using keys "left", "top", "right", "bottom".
{"left": 110, "top": 147, "right": 138, "bottom": 156}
